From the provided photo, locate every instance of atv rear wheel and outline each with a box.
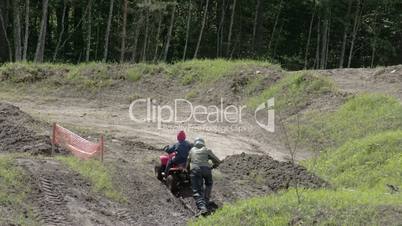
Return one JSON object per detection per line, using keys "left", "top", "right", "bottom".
{"left": 154, "top": 164, "right": 163, "bottom": 181}
{"left": 166, "top": 175, "right": 178, "bottom": 193}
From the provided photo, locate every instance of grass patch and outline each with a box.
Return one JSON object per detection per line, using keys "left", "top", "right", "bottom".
{"left": 298, "top": 94, "right": 402, "bottom": 152}
{"left": 126, "top": 63, "right": 167, "bottom": 81}
{"left": 191, "top": 189, "right": 402, "bottom": 226}
{"left": 0, "top": 62, "right": 67, "bottom": 83}
{"left": 57, "top": 156, "right": 125, "bottom": 202}
{"left": 0, "top": 155, "right": 37, "bottom": 225}
{"left": 168, "top": 59, "right": 275, "bottom": 85}
{"left": 305, "top": 130, "right": 402, "bottom": 191}
{"left": 65, "top": 62, "right": 114, "bottom": 90}
{"left": 247, "top": 71, "right": 336, "bottom": 112}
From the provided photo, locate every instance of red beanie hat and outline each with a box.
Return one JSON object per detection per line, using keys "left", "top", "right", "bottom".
{"left": 177, "top": 130, "right": 186, "bottom": 142}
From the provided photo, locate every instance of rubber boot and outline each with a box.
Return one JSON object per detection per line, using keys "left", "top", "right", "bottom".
{"left": 204, "top": 185, "right": 212, "bottom": 205}
{"left": 194, "top": 193, "right": 208, "bottom": 216}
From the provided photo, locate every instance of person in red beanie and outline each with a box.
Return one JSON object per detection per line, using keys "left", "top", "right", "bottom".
{"left": 163, "top": 130, "right": 193, "bottom": 176}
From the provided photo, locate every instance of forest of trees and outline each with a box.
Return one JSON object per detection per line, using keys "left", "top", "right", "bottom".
{"left": 0, "top": 0, "right": 401, "bottom": 69}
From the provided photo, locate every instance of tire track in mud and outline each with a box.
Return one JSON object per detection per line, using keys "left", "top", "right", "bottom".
{"left": 17, "top": 158, "right": 139, "bottom": 226}
{"left": 34, "top": 176, "right": 72, "bottom": 226}
{"left": 114, "top": 209, "right": 137, "bottom": 225}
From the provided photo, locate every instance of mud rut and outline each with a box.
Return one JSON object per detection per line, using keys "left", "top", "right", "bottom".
{"left": 17, "top": 158, "right": 139, "bottom": 226}
{"left": 2, "top": 66, "right": 400, "bottom": 225}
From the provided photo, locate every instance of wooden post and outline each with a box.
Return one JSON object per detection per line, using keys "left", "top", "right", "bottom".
{"left": 51, "top": 122, "right": 56, "bottom": 156}
{"left": 100, "top": 135, "right": 104, "bottom": 162}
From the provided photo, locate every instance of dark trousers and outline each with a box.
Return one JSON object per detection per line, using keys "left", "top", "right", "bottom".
{"left": 165, "top": 157, "right": 185, "bottom": 175}
{"left": 190, "top": 166, "right": 213, "bottom": 210}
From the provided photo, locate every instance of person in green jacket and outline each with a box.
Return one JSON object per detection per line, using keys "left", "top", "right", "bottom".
{"left": 185, "top": 137, "right": 221, "bottom": 215}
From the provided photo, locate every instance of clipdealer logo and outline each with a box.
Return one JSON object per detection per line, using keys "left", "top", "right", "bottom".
{"left": 128, "top": 98, "right": 275, "bottom": 132}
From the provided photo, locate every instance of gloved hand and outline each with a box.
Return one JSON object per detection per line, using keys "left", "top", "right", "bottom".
{"left": 162, "top": 145, "right": 169, "bottom": 152}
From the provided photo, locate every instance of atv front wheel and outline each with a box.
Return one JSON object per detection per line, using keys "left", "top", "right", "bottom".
{"left": 154, "top": 164, "right": 163, "bottom": 181}
{"left": 166, "top": 175, "right": 178, "bottom": 193}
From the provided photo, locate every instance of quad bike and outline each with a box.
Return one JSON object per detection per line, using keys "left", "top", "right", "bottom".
{"left": 154, "top": 152, "right": 191, "bottom": 193}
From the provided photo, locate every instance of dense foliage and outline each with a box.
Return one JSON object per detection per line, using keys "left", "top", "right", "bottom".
{"left": 0, "top": 0, "right": 401, "bottom": 69}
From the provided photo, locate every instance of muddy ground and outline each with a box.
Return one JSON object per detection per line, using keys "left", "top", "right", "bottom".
{"left": 0, "top": 102, "right": 326, "bottom": 225}
{"left": 0, "top": 103, "right": 52, "bottom": 154}
{"left": 0, "top": 65, "right": 401, "bottom": 225}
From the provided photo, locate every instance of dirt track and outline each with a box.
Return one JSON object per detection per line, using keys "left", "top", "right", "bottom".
{"left": 1, "top": 65, "right": 401, "bottom": 225}
{"left": 18, "top": 158, "right": 139, "bottom": 225}
{"left": 0, "top": 100, "right": 326, "bottom": 225}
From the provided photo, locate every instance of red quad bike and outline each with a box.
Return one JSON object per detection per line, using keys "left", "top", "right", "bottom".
{"left": 154, "top": 152, "right": 191, "bottom": 193}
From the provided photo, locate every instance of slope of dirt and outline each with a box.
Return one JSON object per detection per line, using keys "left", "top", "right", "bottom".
{"left": 0, "top": 103, "right": 52, "bottom": 154}
{"left": 2, "top": 64, "right": 402, "bottom": 225}
{"left": 219, "top": 153, "right": 328, "bottom": 192}
{"left": 320, "top": 66, "right": 402, "bottom": 102}
{"left": 105, "top": 136, "right": 194, "bottom": 225}
{"left": 17, "top": 158, "right": 137, "bottom": 226}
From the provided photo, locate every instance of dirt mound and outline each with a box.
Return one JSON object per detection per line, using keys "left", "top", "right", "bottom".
{"left": 0, "top": 103, "right": 52, "bottom": 154}
{"left": 220, "top": 153, "right": 328, "bottom": 191}
{"left": 121, "top": 138, "right": 159, "bottom": 151}
{"left": 374, "top": 65, "right": 402, "bottom": 83}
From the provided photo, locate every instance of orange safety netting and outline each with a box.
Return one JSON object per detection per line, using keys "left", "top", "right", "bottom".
{"left": 52, "top": 123, "right": 104, "bottom": 160}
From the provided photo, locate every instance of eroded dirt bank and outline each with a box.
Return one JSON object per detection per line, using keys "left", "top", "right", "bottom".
{"left": 1, "top": 64, "right": 401, "bottom": 225}
{"left": 0, "top": 102, "right": 327, "bottom": 225}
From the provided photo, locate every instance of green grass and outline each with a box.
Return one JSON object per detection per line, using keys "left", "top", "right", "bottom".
{"left": 126, "top": 63, "right": 167, "bottom": 82}
{"left": 298, "top": 94, "right": 402, "bottom": 152}
{"left": 65, "top": 62, "right": 115, "bottom": 90}
{"left": 0, "top": 62, "right": 67, "bottom": 83}
{"left": 305, "top": 130, "right": 402, "bottom": 192}
{"left": 0, "top": 155, "right": 37, "bottom": 225}
{"left": 247, "top": 71, "right": 336, "bottom": 112}
{"left": 192, "top": 75, "right": 402, "bottom": 225}
{"left": 57, "top": 156, "right": 125, "bottom": 202}
{"left": 191, "top": 189, "right": 402, "bottom": 226}
{"left": 168, "top": 59, "right": 276, "bottom": 85}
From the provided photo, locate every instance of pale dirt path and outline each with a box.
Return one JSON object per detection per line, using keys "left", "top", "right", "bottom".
{"left": 319, "top": 67, "right": 402, "bottom": 102}
{"left": 3, "top": 95, "right": 294, "bottom": 161}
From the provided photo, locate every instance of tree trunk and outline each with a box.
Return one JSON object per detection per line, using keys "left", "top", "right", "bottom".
{"left": 371, "top": 39, "right": 376, "bottom": 68}
{"left": 22, "top": 0, "right": 29, "bottom": 61}
{"left": 142, "top": 7, "right": 150, "bottom": 62}
{"left": 193, "top": 0, "right": 209, "bottom": 59}
{"left": 103, "top": 0, "right": 114, "bottom": 62}
{"left": 314, "top": 17, "right": 321, "bottom": 69}
{"left": 163, "top": 4, "right": 176, "bottom": 62}
{"left": 273, "top": 21, "right": 284, "bottom": 58}
{"left": 216, "top": 0, "right": 227, "bottom": 57}
{"left": 268, "top": 0, "right": 283, "bottom": 55}
{"left": 324, "top": 17, "right": 331, "bottom": 69}
{"left": 34, "top": 0, "right": 49, "bottom": 63}
{"left": 53, "top": 0, "right": 67, "bottom": 61}
{"left": 304, "top": 4, "right": 315, "bottom": 69}
{"left": 370, "top": 13, "right": 379, "bottom": 68}
{"left": 226, "top": 0, "right": 236, "bottom": 56}
{"left": 120, "top": 0, "right": 128, "bottom": 63}
{"left": 13, "top": 0, "right": 22, "bottom": 61}
{"left": 85, "top": 0, "right": 93, "bottom": 62}
{"left": 252, "top": 0, "right": 261, "bottom": 51}
{"left": 131, "top": 12, "right": 143, "bottom": 63}
{"left": 347, "top": 0, "right": 362, "bottom": 68}
{"left": 182, "top": 0, "right": 192, "bottom": 61}
{"left": 153, "top": 10, "right": 163, "bottom": 63}
{"left": 95, "top": 23, "right": 99, "bottom": 60}
{"left": 339, "top": 0, "right": 353, "bottom": 68}
{"left": 0, "top": 6, "right": 12, "bottom": 61}
{"left": 320, "top": 19, "right": 328, "bottom": 69}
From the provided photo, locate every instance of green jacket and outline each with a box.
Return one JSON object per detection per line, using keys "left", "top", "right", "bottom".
{"left": 187, "top": 145, "right": 221, "bottom": 170}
